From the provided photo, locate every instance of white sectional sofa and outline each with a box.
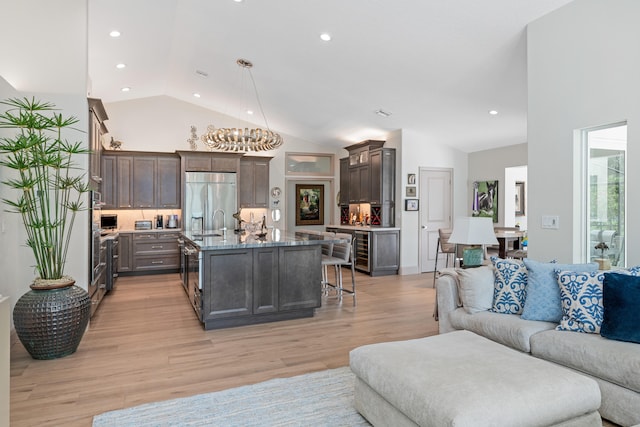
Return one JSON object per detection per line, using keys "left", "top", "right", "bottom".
{"left": 436, "top": 264, "right": 640, "bottom": 427}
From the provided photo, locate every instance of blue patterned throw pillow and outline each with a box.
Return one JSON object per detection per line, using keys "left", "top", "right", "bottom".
{"left": 555, "top": 270, "right": 604, "bottom": 334}
{"left": 522, "top": 259, "right": 598, "bottom": 322}
{"left": 490, "top": 257, "right": 527, "bottom": 314}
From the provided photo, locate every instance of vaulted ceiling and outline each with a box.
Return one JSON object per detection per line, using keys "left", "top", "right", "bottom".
{"left": 88, "top": 0, "right": 574, "bottom": 153}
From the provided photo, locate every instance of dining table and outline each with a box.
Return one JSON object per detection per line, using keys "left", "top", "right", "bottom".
{"left": 494, "top": 230, "right": 525, "bottom": 258}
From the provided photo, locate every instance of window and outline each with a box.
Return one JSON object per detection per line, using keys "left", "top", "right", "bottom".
{"left": 285, "top": 152, "right": 334, "bottom": 176}
{"left": 585, "top": 123, "right": 626, "bottom": 267}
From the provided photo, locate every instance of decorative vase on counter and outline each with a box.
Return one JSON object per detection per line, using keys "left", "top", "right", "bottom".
{"left": 13, "top": 277, "right": 91, "bottom": 360}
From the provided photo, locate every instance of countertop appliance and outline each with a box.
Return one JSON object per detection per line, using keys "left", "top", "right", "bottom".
{"left": 184, "top": 172, "right": 237, "bottom": 233}
{"left": 135, "top": 220, "right": 153, "bottom": 230}
{"left": 100, "top": 213, "right": 117, "bottom": 230}
{"left": 155, "top": 215, "right": 164, "bottom": 229}
{"left": 166, "top": 214, "right": 179, "bottom": 229}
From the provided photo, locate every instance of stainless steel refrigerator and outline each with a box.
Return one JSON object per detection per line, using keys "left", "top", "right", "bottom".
{"left": 184, "top": 172, "right": 237, "bottom": 233}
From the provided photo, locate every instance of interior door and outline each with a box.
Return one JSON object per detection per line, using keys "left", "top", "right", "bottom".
{"left": 419, "top": 168, "right": 453, "bottom": 272}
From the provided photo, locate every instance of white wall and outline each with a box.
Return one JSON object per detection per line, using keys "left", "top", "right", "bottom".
{"left": 468, "top": 143, "right": 528, "bottom": 226}
{"left": 527, "top": 0, "right": 640, "bottom": 264}
{"left": 0, "top": 1, "right": 89, "bottom": 329}
{"left": 399, "top": 129, "right": 469, "bottom": 274}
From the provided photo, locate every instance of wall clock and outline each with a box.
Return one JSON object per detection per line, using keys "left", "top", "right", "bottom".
{"left": 270, "top": 187, "right": 281, "bottom": 198}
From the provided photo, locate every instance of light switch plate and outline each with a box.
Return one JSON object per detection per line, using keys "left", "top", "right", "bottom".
{"left": 541, "top": 215, "right": 560, "bottom": 229}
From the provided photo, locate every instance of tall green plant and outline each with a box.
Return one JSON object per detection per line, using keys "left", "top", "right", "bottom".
{"left": 0, "top": 97, "right": 90, "bottom": 281}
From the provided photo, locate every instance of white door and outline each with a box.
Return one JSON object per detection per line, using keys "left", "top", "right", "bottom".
{"left": 419, "top": 168, "right": 452, "bottom": 272}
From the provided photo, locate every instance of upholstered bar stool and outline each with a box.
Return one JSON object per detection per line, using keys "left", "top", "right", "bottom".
{"left": 321, "top": 233, "right": 356, "bottom": 305}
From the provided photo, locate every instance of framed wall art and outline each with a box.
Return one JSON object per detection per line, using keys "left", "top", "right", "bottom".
{"left": 406, "top": 186, "right": 416, "bottom": 197}
{"left": 407, "top": 173, "right": 416, "bottom": 185}
{"left": 405, "top": 199, "right": 419, "bottom": 211}
{"left": 295, "top": 184, "right": 324, "bottom": 225}
{"left": 515, "top": 181, "right": 525, "bottom": 216}
{"left": 472, "top": 180, "right": 498, "bottom": 223}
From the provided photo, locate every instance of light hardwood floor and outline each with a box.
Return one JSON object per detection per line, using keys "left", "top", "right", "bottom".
{"left": 10, "top": 271, "right": 438, "bottom": 426}
{"left": 10, "top": 271, "right": 619, "bottom": 427}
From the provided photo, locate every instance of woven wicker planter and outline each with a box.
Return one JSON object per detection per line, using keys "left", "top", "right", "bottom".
{"left": 13, "top": 279, "right": 91, "bottom": 360}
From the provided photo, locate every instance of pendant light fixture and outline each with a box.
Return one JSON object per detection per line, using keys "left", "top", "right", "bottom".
{"left": 200, "top": 59, "right": 283, "bottom": 152}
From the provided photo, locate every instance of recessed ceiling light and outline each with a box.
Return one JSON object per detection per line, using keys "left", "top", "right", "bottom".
{"left": 121, "top": 87, "right": 130, "bottom": 92}
{"left": 246, "top": 110, "right": 254, "bottom": 115}
{"left": 375, "top": 109, "right": 392, "bottom": 118}
{"left": 195, "top": 70, "right": 209, "bottom": 78}
{"left": 233, "top": 0, "right": 243, "bottom": 3}
{"left": 489, "top": 110, "right": 498, "bottom": 115}
{"left": 116, "top": 63, "right": 126, "bottom": 69}
{"left": 109, "top": 30, "right": 121, "bottom": 38}
{"left": 193, "top": 93, "right": 201, "bottom": 98}
{"left": 320, "top": 33, "right": 332, "bottom": 42}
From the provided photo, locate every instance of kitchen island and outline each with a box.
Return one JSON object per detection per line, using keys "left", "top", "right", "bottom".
{"left": 182, "top": 230, "right": 325, "bottom": 330}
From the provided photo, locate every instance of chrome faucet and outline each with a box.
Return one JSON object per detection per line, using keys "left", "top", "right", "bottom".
{"left": 213, "top": 208, "right": 226, "bottom": 239}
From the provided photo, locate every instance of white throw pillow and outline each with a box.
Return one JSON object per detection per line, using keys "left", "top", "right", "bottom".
{"left": 455, "top": 266, "right": 494, "bottom": 314}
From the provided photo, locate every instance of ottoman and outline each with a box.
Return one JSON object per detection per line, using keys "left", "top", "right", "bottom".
{"left": 349, "top": 330, "right": 602, "bottom": 427}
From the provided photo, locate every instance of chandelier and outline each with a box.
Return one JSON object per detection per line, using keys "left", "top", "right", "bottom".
{"left": 200, "top": 59, "right": 283, "bottom": 152}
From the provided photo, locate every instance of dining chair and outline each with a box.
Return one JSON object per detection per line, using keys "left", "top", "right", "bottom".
{"left": 433, "top": 228, "right": 456, "bottom": 283}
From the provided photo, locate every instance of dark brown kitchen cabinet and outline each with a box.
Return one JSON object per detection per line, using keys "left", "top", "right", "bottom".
{"left": 157, "top": 156, "right": 181, "bottom": 208}
{"left": 101, "top": 152, "right": 180, "bottom": 209}
{"left": 240, "top": 156, "right": 271, "bottom": 208}
{"left": 177, "top": 151, "right": 242, "bottom": 173}
{"left": 340, "top": 140, "right": 395, "bottom": 227}
{"left": 133, "top": 156, "right": 156, "bottom": 208}
{"left": 349, "top": 165, "right": 370, "bottom": 203}
{"left": 117, "top": 233, "right": 133, "bottom": 273}
{"left": 131, "top": 232, "right": 180, "bottom": 273}
{"left": 88, "top": 98, "right": 108, "bottom": 185}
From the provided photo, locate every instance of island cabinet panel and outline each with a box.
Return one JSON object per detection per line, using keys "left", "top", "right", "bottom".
{"left": 278, "top": 245, "right": 322, "bottom": 311}
{"left": 118, "top": 233, "right": 133, "bottom": 273}
{"left": 203, "top": 249, "right": 253, "bottom": 321}
{"left": 197, "top": 242, "right": 322, "bottom": 330}
{"left": 253, "top": 247, "right": 278, "bottom": 314}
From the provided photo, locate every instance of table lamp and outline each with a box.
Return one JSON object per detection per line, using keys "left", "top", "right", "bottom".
{"left": 448, "top": 217, "right": 498, "bottom": 267}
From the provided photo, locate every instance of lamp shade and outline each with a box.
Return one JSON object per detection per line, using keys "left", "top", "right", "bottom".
{"left": 448, "top": 217, "right": 498, "bottom": 245}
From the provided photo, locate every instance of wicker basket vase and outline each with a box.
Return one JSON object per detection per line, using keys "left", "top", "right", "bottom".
{"left": 13, "top": 279, "right": 91, "bottom": 360}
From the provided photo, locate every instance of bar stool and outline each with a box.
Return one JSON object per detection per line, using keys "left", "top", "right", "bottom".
{"left": 321, "top": 233, "right": 356, "bottom": 306}
{"left": 433, "top": 228, "right": 456, "bottom": 284}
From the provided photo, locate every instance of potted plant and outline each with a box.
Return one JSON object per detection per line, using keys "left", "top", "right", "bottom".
{"left": 594, "top": 241, "right": 611, "bottom": 270}
{"left": 0, "top": 97, "right": 92, "bottom": 359}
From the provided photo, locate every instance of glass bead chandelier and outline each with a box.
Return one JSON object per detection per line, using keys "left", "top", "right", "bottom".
{"left": 201, "top": 59, "right": 283, "bottom": 152}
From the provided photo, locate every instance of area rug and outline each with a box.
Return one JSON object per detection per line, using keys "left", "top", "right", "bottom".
{"left": 93, "top": 367, "right": 371, "bottom": 426}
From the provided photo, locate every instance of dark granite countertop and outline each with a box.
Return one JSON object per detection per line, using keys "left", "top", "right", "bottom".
{"left": 182, "top": 229, "right": 335, "bottom": 250}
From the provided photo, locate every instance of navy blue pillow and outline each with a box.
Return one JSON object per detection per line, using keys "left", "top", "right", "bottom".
{"left": 601, "top": 272, "right": 640, "bottom": 344}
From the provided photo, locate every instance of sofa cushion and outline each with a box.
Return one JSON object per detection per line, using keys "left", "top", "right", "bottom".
{"left": 456, "top": 266, "right": 494, "bottom": 314}
{"left": 521, "top": 259, "right": 598, "bottom": 322}
{"left": 601, "top": 272, "right": 640, "bottom": 344}
{"left": 449, "top": 308, "right": 556, "bottom": 353}
{"left": 490, "top": 257, "right": 527, "bottom": 315}
{"left": 530, "top": 329, "right": 640, "bottom": 393}
{"left": 555, "top": 270, "right": 605, "bottom": 334}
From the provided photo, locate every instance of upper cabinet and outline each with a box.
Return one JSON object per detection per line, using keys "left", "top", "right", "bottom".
{"left": 88, "top": 98, "right": 108, "bottom": 185}
{"left": 239, "top": 156, "right": 271, "bottom": 208}
{"left": 101, "top": 151, "right": 181, "bottom": 209}
{"left": 340, "top": 140, "right": 395, "bottom": 227}
{"left": 177, "top": 151, "right": 241, "bottom": 173}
